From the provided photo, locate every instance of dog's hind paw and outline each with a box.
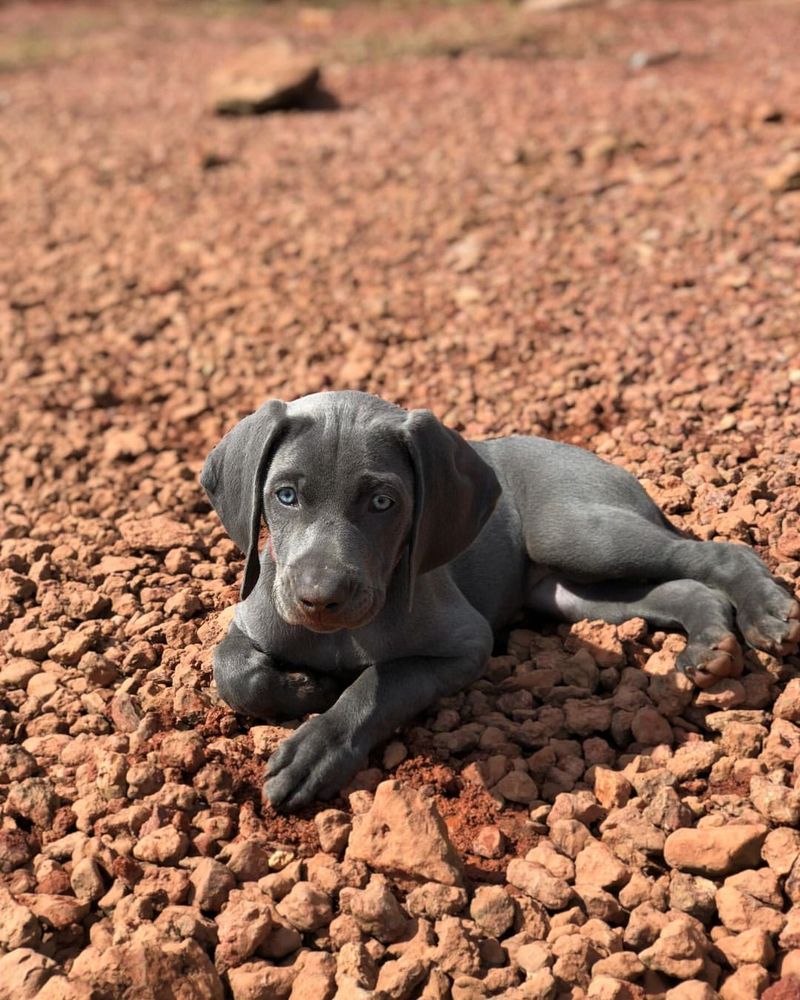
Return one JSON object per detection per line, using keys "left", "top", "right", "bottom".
{"left": 677, "top": 633, "right": 743, "bottom": 690}
{"left": 737, "top": 594, "right": 800, "bottom": 656}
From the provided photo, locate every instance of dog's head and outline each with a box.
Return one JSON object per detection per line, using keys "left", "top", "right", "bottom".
{"left": 201, "top": 391, "right": 501, "bottom": 633}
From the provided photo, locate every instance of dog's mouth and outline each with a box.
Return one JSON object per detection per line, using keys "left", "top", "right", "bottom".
{"left": 274, "top": 586, "right": 383, "bottom": 634}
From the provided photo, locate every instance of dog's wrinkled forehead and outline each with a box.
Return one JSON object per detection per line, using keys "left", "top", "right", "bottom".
{"left": 277, "top": 391, "right": 411, "bottom": 481}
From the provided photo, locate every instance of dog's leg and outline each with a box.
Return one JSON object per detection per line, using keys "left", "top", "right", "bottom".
{"left": 523, "top": 504, "right": 800, "bottom": 656}
{"left": 528, "top": 575, "right": 743, "bottom": 688}
{"left": 264, "top": 632, "right": 492, "bottom": 810}
{"left": 213, "top": 623, "right": 342, "bottom": 720}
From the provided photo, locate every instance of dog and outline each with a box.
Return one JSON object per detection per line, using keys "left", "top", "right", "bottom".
{"left": 200, "top": 390, "right": 800, "bottom": 810}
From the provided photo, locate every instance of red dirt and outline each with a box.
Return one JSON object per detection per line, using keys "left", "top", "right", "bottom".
{"left": 2, "top": 0, "right": 800, "bottom": 996}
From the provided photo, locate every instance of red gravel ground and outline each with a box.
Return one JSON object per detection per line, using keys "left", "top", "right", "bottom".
{"left": 2, "top": 1, "right": 800, "bottom": 997}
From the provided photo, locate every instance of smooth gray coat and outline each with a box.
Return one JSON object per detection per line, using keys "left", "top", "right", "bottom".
{"left": 201, "top": 391, "right": 799, "bottom": 809}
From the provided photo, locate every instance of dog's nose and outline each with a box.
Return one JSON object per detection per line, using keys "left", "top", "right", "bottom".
{"left": 295, "top": 573, "right": 352, "bottom": 613}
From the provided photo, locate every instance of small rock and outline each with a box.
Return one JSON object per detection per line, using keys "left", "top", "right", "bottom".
{"left": 762, "top": 978, "right": 800, "bottom": 1000}
{"left": 663, "top": 825, "right": 767, "bottom": 876}
{"left": 716, "top": 928, "right": 775, "bottom": 969}
{"left": 587, "top": 976, "right": 644, "bottom": 1000}
{"left": 215, "top": 891, "right": 273, "bottom": 970}
{"left": 209, "top": 42, "right": 321, "bottom": 115}
{"left": 49, "top": 630, "right": 96, "bottom": 665}
{"left": 667, "top": 743, "right": 721, "bottom": 781}
{"left": 775, "top": 680, "right": 800, "bottom": 721}
{"left": 346, "top": 779, "right": 464, "bottom": 886}
{"left": 376, "top": 952, "right": 429, "bottom": 998}
{"left": 631, "top": 707, "right": 672, "bottom": 746}
{"left": 119, "top": 516, "right": 200, "bottom": 552}
{"left": 189, "top": 858, "right": 237, "bottom": 913}
{"left": 750, "top": 776, "right": 800, "bottom": 825}
{"left": 495, "top": 770, "right": 539, "bottom": 804}
{"left": 564, "top": 699, "right": 614, "bottom": 736}
{"left": 155, "top": 905, "right": 218, "bottom": 949}
{"left": 70, "top": 924, "right": 223, "bottom": 999}
{"left": 70, "top": 858, "right": 106, "bottom": 903}
{"left": 628, "top": 48, "right": 681, "bottom": 71}
{"left": 0, "top": 948, "right": 58, "bottom": 1000}
{"left": 665, "top": 983, "right": 720, "bottom": 1000}
{"left": 339, "top": 875, "right": 408, "bottom": 943}
{"left": 470, "top": 885, "right": 516, "bottom": 938}
{"left": 164, "top": 590, "right": 203, "bottom": 618}
{"left": 763, "top": 828, "right": 800, "bottom": 876}
{"left": 472, "top": 824, "right": 506, "bottom": 859}
{"left": 639, "top": 916, "right": 708, "bottom": 979}
{"left": 669, "top": 871, "right": 717, "bottom": 924}
{"left": 434, "top": 915, "right": 482, "bottom": 977}
{"left": 719, "top": 964, "right": 770, "bottom": 1000}
{"left": 159, "top": 730, "right": 206, "bottom": 773}
{"left": 446, "top": 233, "right": 485, "bottom": 274}
{"left": 276, "top": 881, "right": 333, "bottom": 932}
{"left": 516, "top": 940, "right": 553, "bottom": 974}
{"left": 593, "top": 952, "right": 645, "bottom": 981}
{"left": 314, "top": 809, "right": 352, "bottom": 856}
{"left": 383, "top": 741, "right": 408, "bottom": 770}
{"left": 575, "top": 840, "right": 630, "bottom": 890}
{"left": 507, "top": 859, "right": 573, "bottom": 910}
{"left": 6, "top": 777, "right": 58, "bottom": 828}
{"left": 223, "top": 840, "right": 272, "bottom": 882}
{"left": 0, "top": 887, "right": 41, "bottom": 950}
{"left": 104, "top": 430, "right": 149, "bottom": 461}
{"left": 765, "top": 153, "right": 800, "bottom": 194}
{"left": 407, "top": 882, "right": 468, "bottom": 920}
{"left": 594, "top": 768, "right": 632, "bottom": 810}
{"left": 227, "top": 961, "right": 296, "bottom": 1000}
{"left": 335, "top": 941, "right": 378, "bottom": 991}
{"left": 133, "top": 826, "right": 189, "bottom": 866}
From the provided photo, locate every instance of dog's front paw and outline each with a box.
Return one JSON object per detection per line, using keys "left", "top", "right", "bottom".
{"left": 263, "top": 711, "right": 369, "bottom": 811}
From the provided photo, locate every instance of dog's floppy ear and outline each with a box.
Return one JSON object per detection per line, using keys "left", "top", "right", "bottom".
{"left": 200, "top": 399, "right": 289, "bottom": 600}
{"left": 402, "top": 409, "right": 501, "bottom": 608}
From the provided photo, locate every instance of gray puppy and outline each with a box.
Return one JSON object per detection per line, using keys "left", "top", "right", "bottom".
{"left": 201, "top": 390, "right": 799, "bottom": 810}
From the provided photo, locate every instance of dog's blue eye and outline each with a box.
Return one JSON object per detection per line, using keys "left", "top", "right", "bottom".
{"left": 276, "top": 487, "right": 297, "bottom": 506}
{"left": 371, "top": 494, "right": 394, "bottom": 512}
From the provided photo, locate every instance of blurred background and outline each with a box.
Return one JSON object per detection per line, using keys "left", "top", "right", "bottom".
{"left": 1, "top": 0, "right": 799, "bottom": 555}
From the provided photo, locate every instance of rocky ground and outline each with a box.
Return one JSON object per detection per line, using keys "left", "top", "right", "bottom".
{"left": 2, "top": 0, "right": 800, "bottom": 997}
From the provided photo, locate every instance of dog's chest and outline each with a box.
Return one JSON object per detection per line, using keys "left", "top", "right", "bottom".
{"left": 277, "top": 630, "right": 376, "bottom": 674}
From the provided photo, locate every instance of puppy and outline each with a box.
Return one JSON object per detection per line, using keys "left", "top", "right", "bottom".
{"left": 201, "top": 390, "right": 799, "bottom": 809}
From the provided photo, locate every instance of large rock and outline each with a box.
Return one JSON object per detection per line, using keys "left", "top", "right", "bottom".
{"left": 346, "top": 780, "right": 464, "bottom": 887}
{"left": 189, "top": 857, "right": 236, "bottom": 913}
{"left": 0, "top": 948, "right": 58, "bottom": 1000}
{"left": 0, "top": 887, "right": 40, "bottom": 950}
{"left": 227, "top": 961, "right": 296, "bottom": 1000}
{"left": 639, "top": 916, "right": 709, "bottom": 979}
{"left": 506, "top": 859, "right": 573, "bottom": 910}
{"left": 118, "top": 515, "right": 200, "bottom": 552}
{"left": 663, "top": 825, "right": 767, "bottom": 877}
{"left": 69, "top": 924, "right": 224, "bottom": 999}
{"left": 215, "top": 890, "right": 273, "bottom": 970}
{"left": 209, "top": 42, "right": 321, "bottom": 116}
{"left": 339, "top": 874, "right": 408, "bottom": 943}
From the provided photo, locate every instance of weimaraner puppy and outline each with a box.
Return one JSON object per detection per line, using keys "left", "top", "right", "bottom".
{"left": 201, "top": 390, "right": 800, "bottom": 810}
